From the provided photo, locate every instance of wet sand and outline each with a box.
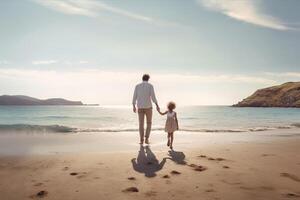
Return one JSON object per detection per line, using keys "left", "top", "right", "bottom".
{"left": 0, "top": 131, "right": 300, "bottom": 200}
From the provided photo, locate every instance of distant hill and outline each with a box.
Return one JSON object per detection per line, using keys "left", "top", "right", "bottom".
{"left": 233, "top": 82, "right": 300, "bottom": 108}
{"left": 0, "top": 95, "right": 83, "bottom": 105}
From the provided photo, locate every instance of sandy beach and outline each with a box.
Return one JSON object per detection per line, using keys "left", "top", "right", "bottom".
{"left": 0, "top": 130, "right": 300, "bottom": 200}
{"left": 2, "top": 0, "right": 300, "bottom": 199}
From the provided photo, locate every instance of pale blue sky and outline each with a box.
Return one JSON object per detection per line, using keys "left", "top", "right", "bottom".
{"left": 0, "top": 0, "right": 300, "bottom": 105}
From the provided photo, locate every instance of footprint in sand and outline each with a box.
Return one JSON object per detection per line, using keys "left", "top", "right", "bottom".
{"left": 122, "top": 187, "right": 139, "bottom": 193}
{"left": 69, "top": 172, "right": 87, "bottom": 178}
{"left": 194, "top": 166, "right": 207, "bottom": 172}
{"left": 283, "top": 193, "right": 300, "bottom": 198}
{"left": 261, "top": 154, "right": 275, "bottom": 157}
{"left": 280, "top": 173, "right": 300, "bottom": 182}
{"left": 128, "top": 177, "right": 136, "bottom": 180}
{"left": 170, "top": 170, "right": 181, "bottom": 175}
{"left": 209, "top": 157, "right": 226, "bottom": 161}
{"left": 36, "top": 190, "right": 48, "bottom": 198}
{"left": 223, "top": 165, "right": 230, "bottom": 169}
{"left": 162, "top": 175, "right": 170, "bottom": 179}
{"left": 188, "top": 164, "right": 207, "bottom": 172}
{"left": 199, "top": 155, "right": 226, "bottom": 162}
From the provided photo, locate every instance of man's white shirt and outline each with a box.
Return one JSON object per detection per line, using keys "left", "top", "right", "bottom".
{"left": 132, "top": 81, "right": 158, "bottom": 109}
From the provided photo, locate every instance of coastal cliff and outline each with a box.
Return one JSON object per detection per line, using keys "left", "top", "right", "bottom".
{"left": 234, "top": 82, "right": 300, "bottom": 107}
{"left": 0, "top": 95, "right": 83, "bottom": 105}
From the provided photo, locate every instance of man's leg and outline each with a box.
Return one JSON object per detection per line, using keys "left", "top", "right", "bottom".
{"left": 138, "top": 109, "right": 145, "bottom": 144}
{"left": 145, "top": 108, "right": 153, "bottom": 144}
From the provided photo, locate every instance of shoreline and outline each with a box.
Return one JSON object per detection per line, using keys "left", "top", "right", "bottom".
{"left": 0, "top": 128, "right": 300, "bottom": 155}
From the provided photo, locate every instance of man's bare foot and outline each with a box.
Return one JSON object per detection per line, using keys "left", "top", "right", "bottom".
{"left": 139, "top": 140, "right": 144, "bottom": 144}
{"left": 167, "top": 140, "right": 170, "bottom": 146}
{"left": 145, "top": 138, "right": 150, "bottom": 144}
{"left": 170, "top": 145, "right": 173, "bottom": 150}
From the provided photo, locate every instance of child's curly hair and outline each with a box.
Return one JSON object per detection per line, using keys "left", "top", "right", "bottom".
{"left": 167, "top": 101, "right": 176, "bottom": 111}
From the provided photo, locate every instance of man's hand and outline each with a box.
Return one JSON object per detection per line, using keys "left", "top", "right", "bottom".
{"left": 133, "top": 106, "right": 137, "bottom": 113}
{"left": 156, "top": 104, "right": 160, "bottom": 112}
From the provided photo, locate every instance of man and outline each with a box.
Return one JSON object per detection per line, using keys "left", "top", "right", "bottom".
{"left": 132, "top": 74, "right": 160, "bottom": 144}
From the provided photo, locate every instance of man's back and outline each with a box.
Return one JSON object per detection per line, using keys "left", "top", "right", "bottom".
{"left": 133, "top": 81, "right": 157, "bottom": 109}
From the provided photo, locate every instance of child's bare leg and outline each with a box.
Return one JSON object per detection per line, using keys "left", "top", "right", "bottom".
{"left": 167, "top": 133, "right": 171, "bottom": 146}
{"left": 170, "top": 132, "right": 174, "bottom": 149}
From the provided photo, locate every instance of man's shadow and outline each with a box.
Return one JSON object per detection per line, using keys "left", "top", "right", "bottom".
{"left": 131, "top": 145, "right": 166, "bottom": 177}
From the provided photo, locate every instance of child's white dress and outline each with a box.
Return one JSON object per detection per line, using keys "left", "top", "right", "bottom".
{"left": 165, "top": 111, "right": 178, "bottom": 133}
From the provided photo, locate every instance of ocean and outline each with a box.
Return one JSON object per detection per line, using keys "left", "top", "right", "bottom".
{"left": 0, "top": 106, "right": 300, "bottom": 134}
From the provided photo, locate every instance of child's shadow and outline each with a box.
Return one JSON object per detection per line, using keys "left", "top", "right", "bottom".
{"left": 167, "top": 150, "right": 187, "bottom": 165}
{"left": 131, "top": 145, "right": 167, "bottom": 178}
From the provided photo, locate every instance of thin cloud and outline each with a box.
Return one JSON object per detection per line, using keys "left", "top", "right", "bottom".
{"left": 32, "top": 60, "right": 90, "bottom": 65}
{"left": 265, "top": 72, "right": 300, "bottom": 78}
{"left": 33, "top": 0, "right": 153, "bottom": 23}
{"left": 199, "top": 0, "right": 290, "bottom": 31}
{"left": 32, "top": 60, "right": 58, "bottom": 65}
{"left": 0, "top": 68, "right": 275, "bottom": 85}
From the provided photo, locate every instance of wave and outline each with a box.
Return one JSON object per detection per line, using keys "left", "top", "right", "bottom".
{"left": 291, "top": 123, "right": 300, "bottom": 128}
{"left": 0, "top": 124, "right": 75, "bottom": 133}
{"left": 39, "top": 116, "right": 104, "bottom": 120}
{"left": 76, "top": 128, "right": 164, "bottom": 133}
{"left": 41, "top": 116, "right": 72, "bottom": 119}
{"left": 0, "top": 124, "right": 297, "bottom": 134}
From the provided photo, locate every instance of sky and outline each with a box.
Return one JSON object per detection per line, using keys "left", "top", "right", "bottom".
{"left": 0, "top": 0, "right": 300, "bottom": 105}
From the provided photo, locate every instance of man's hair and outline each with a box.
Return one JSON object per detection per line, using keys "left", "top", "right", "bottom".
{"left": 142, "top": 74, "right": 150, "bottom": 81}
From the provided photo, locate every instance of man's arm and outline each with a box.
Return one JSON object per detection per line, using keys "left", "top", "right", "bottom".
{"left": 132, "top": 86, "right": 137, "bottom": 113}
{"left": 158, "top": 110, "right": 168, "bottom": 115}
{"left": 150, "top": 85, "right": 159, "bottom": 111}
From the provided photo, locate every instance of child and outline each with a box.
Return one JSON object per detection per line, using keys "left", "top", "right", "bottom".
{"left": 158, "top": 101, "right": 179, "bottom": 149}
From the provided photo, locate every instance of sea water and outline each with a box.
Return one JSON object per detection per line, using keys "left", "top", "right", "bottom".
{"left": 0, "top": 106, "right": 300, "bottom": 134}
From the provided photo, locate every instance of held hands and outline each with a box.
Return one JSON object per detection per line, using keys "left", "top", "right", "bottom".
{"left": 156, "top": 105, "right": 160, "bottom": 112}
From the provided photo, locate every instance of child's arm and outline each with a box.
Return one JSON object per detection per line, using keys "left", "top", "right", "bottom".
{"left": 158, "top": 110, "right": 168, "bottom": 115}
{"left": 175, "top": 112, "right": 179, "bottom": 130}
